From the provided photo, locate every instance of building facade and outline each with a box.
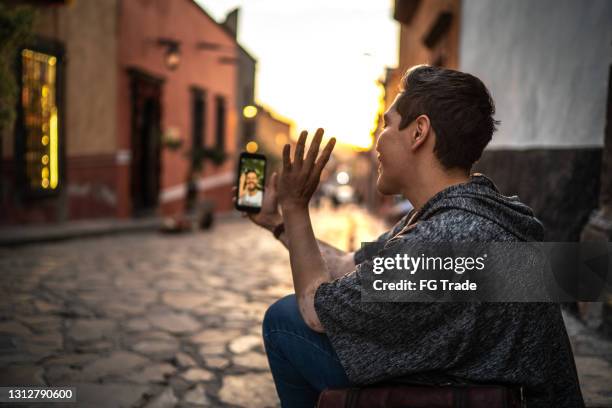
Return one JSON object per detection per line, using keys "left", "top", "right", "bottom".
{"left": 1, "top": 0, "right": 250, "bottom": 225}
{"left": 387, "top": 0, "right": 612, "bottom": 242}
{"left": 251, "top": 104, "right": 294, "bottom": 172}
{"left": 222, "top": 8, "right": 258, "bottom": 153}
{"left": 460, "top": 0, "right": 612, "bottom": 242}
{"left": 385, "top": 0, "right": 460, "bottom": 109}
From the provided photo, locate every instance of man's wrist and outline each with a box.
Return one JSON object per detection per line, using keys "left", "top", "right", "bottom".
{"left": 281, "top": 206, "right": 311, "bottom": 233}
{"left": 272, "top": 222, "right": 285, "bottom": 240}
{"left": 262, "top": 215, "right": 283, "bottom": 232}
{"left": 280, "top": 204, "right": 309, "bottom": 217}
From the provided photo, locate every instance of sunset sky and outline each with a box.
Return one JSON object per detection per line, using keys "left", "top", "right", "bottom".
{"left": 197, "top": 0, "right": 399, "bottom": 149}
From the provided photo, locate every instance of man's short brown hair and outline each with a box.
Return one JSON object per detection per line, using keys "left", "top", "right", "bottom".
{"left": 395, "top": 65, "right": 500, "bottom": 170}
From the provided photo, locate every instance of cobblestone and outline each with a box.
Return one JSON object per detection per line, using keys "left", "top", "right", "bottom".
{"left": 0, "top": 207, "right": 609, "bottom": 406}
{"left": 143, "top": 387, "right": 178, "bottom": 408}
{"left": 181, "top": 368, "right": 214, "bottom": 382}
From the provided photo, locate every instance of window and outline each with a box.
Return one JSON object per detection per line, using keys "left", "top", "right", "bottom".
{"left": 215, "top": 95, "right": 226, "bottom": 152}
{"left": 191, "top": 88, "right": 206, "bottom": 149}
{"left": 18, "top": 48, "right": 61, "bottom": 193}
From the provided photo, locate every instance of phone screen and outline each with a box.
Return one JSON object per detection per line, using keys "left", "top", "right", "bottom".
{"left": 236, "top": 153, "right": 266, "bottom": 213}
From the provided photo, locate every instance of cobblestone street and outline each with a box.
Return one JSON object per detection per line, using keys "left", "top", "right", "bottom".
{"left": 0, "top": 207, "right": 383, "bottom": 408}
{"left": 0, "top": 207, "right": 611, "bottom": 407}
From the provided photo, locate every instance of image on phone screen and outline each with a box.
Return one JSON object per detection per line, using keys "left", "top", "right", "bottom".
{"left": 236, "top": 152, "right": 266, "bottom": 213}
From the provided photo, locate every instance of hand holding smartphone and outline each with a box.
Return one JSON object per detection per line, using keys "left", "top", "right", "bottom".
{"left": 235, "top": 152, "right": 267, "bottom": 213}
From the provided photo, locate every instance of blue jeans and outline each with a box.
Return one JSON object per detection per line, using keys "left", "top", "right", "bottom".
{"left": 262, "top": 294, "right": 353, "bottom": 407}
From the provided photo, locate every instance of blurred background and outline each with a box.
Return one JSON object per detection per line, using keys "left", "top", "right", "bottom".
{"left": 0, "top": 0, "right": 611, "bottom": 407}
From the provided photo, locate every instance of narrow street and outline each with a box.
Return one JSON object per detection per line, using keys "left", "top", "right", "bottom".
{"left": 0, "top": 207, "right": 383, "bottom": 407}
{"left": 0, "top": 207, "right": 610, "bottom": 407}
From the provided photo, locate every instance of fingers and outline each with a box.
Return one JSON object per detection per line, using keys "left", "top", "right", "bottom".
{"left": 282, "top": 144, "right": 292, "bottom": 172}
{"left": 283, "top": 129, "right": 333, "bottom": 181}
{"left": 293, "top": 130, "right": 308, "bottom": 169}
{"left": 304, "top": 128, "right": 324, "bottom": 171}
{"left": 311, "top": 137, "right": 336, "bottom": 181}
{"left": 270, "top": 172, "right": 279, "bottom": 207}
{"left": 268, "top": 172, "right": 278, "bottom": 191}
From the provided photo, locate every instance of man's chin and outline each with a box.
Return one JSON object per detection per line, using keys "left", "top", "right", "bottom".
{"left": 376, "top": 176, "right": 399, "bottom": 196}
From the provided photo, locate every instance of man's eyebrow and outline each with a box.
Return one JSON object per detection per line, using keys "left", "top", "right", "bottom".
{"left": 383, "top": 113, "right": 391, "bottom": 125}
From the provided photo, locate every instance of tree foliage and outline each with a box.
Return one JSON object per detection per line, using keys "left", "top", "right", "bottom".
{"left": 0, "top": 3, "right": 35, "bottom": 133}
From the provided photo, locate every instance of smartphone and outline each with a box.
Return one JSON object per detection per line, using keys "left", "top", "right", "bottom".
{"left": 235, "top": 152, "right": 267, "bottom": 213}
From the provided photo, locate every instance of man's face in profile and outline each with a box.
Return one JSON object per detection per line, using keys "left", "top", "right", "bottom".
{"left": 375, "top": 96, "right": 414, "bottom": 195}
{"left": 245, "top": 172, "right": 258, "bottom": 192}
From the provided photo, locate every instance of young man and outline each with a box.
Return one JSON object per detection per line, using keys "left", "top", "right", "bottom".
{"left": 243, "top": 65, "right": 584, "bottom": 407}
{"left": 238, "top": 169, "right": 263, "bottom": 207}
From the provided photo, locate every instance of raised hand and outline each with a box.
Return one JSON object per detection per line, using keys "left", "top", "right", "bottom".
{"left": 277, "top": 128, "right": 336, "bottom": 212}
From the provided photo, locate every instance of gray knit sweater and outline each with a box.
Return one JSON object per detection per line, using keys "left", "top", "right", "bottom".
{"left": 314, "top": 174, "right": 584, "bottom": 407}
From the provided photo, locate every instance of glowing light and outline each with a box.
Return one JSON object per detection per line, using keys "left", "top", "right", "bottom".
{"left": 193, "top": 0, "right": 399, "bottom": 153}
{"left": 336, "top": 171, "right": 350, "bottom": 185}
{"left": 49, "top": 109, "right": 59, "bottom": 189}
{"left": 22, "top": 48, "right": 60, "bottom": 192}
{"left": 165, "top": 52, "right": 180, "bottom": 70}
{"left": 246, "top": 141, "right": 259, "bottom": 153}
{"left": 243, "top": 105, "right": 258, "bottom": 119}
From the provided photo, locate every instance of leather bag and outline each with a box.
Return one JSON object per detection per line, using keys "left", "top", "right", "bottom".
{"left": 317, "top": 384, "right": 525, "bottom": 408}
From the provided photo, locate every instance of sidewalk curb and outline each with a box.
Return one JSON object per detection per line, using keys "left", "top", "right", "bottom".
{"left": 0, "top": 218, "right": 163, "bottom": 247}
{"left": 0, "top": 211, "right": 243, "bottom": 247}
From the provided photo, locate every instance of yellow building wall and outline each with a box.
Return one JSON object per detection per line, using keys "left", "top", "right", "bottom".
{"left": 34, "top": 0, "right": 118, "bottom": 157}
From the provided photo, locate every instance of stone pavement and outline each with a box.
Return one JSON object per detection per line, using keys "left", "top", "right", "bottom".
{"left": 0, "top": 206, "right": 610, "bottom": 407}
{"left": 0, "top": 216, "right": 163, "bottom": 247}
{"left": 0, "top": 207, "right": 382, "bottom": 408}
{"left": 564, "top": 311, "right": 612, "bottom": 407}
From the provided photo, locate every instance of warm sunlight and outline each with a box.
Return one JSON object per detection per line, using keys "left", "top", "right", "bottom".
{"left": 199, "top": 0, "right": 398, "bottom": 150}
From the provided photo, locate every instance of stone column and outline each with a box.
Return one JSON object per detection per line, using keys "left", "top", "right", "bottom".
{"left": 580, "top": 65, "right": 612, "bottom": 336}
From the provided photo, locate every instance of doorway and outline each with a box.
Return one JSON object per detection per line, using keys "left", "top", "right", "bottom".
{"left": 129, "top": 70, "right": 163, "bottom": 216}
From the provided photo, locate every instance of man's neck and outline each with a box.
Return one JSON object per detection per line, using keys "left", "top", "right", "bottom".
{"left": 247, "top": 189, "right": 258, "bottom": 196}
{"left": 403, "top": 169, "right": 470, "bottom": 211}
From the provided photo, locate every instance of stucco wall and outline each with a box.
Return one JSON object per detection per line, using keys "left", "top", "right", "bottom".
{"left": 460, "top": 0, "right": 612, "bottom": 148}
{"left": 236, "top": 47, "right": 257, "bottom": 150}
{"left": 35, "top": 0, "right": 119, "bottom": 155}
{"left": 118, "top": 0, "right": 238, "bottom": 209}
{"left": 1, "top": 0, "right": 119, "bottom": 224}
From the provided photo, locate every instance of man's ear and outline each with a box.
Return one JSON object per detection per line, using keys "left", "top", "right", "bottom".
{"left": 410, "top": 114, "right": 431, "bottom": 151}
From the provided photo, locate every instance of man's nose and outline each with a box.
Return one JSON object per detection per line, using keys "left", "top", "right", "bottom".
{"left": 374, "top": 133, "right": 383, "bottom": 152}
